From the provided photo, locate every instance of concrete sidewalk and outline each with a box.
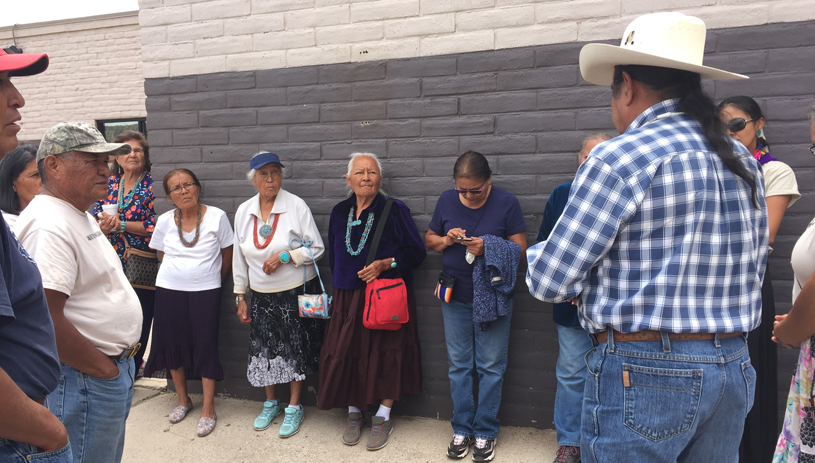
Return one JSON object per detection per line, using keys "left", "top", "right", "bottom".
{"left": 124, "top": 379, "right": 558, "bottom": 462}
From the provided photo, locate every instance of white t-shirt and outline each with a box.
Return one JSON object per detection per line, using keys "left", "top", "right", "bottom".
{"left": 2, "top": 212, "right": 17, "bottom": 228}
{"left": 233, "top": 190, "right": 324, "bottom": 294}
{"left": 791, "top": 217, "right": 815, "bottom": 303}
{"left": 151, "top": 205, "right": 234, "bottom": 292}
{"left": 764, "top": 160, "right": 800, "bottom": 207}
{"left": 14, "top": 195, "right": 142, "bottom": 356}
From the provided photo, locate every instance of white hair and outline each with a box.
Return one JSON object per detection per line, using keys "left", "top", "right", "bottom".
{"left": 345, "top": 152, "right": 386, "bottom": 196}
{"left": 246, "top": 152, "right": 285, "bottom": 181}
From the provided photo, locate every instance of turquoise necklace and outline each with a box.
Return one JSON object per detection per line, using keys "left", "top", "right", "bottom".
{"left": 345, "top": 206, "right": 375, "bottom": 256}
{"left": 118, "top": 173, "right": 144, "bottom": 210}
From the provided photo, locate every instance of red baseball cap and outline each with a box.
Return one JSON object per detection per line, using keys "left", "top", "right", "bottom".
{"left": 0, "top": 46, "right": 48, "bottom": 77}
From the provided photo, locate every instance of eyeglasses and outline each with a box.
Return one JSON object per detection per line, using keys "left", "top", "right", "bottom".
{"left": 453, "top": 180, "right": 488, "bottom": 195}
{"left": 726, "top": 117, "right": 757, "bottom": 133}
{"left": 129, "top": 148, "right": 144, "bottom": 155}
{"left": 169, "top": 182, "right": 197, "bottom": 194}
{"left": 256, "top": 170, "right": 282, "bottom": 181}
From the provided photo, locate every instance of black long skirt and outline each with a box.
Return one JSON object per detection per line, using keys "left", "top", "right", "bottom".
{"left": 246, "top": 279, "right": 325, "bottom": 387}
{"left": 143, "top": 287, "right": 224, "bottom": 381}
{"left": 739, "top": 270, "right": 778, "bottom": 463}
{"left": 317, "top": 285, "right": 422, "bottom": 410}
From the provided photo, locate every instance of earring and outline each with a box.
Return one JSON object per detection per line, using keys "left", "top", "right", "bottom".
{"left": 756, "top": 130, "right": 761, "bottom": 136}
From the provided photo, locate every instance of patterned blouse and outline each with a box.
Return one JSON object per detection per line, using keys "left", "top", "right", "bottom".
{"left": 92, "top": 171, "right": 156, "bottom": 272}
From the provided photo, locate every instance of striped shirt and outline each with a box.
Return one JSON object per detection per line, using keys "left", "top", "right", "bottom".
{"left": 525, "top": 99, "right": 768, "bottom": 334}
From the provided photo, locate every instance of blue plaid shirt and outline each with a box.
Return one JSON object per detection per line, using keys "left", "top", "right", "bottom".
{"left": 526, "top": 99, "right": 768, "bottom": 334}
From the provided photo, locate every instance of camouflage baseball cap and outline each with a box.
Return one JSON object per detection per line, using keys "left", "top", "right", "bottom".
{"left": 36, "top": 122, "right": 132, "bottom": 161}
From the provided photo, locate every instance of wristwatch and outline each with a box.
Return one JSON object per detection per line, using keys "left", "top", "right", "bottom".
{"left": 390, "top": 257, "right": 397, "bottom": 268}
{"left": 235, "top": 295, "right": 245, "bottom": 306}
{"left": 280, "top": 251, "right": 290, "bottom": 264}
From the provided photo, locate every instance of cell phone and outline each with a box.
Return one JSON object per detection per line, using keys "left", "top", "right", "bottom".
{"left": 457, "top": 236, "right": 474, "bottom": 241}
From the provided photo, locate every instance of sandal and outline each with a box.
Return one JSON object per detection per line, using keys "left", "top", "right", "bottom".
{"left": 197, "top": 413, "right": 217, "bottom": 437}
{"left": 168, "top": 396, "right": 194, "bottom": 424}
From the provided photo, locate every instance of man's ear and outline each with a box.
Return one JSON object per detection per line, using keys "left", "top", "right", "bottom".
{"left": 41, "top": 155, "right": 62, "bottom": 180}
{"left": 621, "top": 71, "right": 636, "bottom": 107}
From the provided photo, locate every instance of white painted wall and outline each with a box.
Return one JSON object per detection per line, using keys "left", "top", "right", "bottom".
{"left": 137, "top": 0, "right": 815, "bottom": 78}
{"left": 1, "top": 12, "right": 147, "bottom": 142}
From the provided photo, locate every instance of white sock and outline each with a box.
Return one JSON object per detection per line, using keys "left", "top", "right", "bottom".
{"left": 289, "top": 404, "right": 302, "bottom": 410}
{"left": 348, "top": 406, "right": 362, "bottom": 414}
{"left": 267, "top": 399, "right": 279, "bottom": 406}
{"left": 375, "top": 404, "right": 391, "bottom": 421}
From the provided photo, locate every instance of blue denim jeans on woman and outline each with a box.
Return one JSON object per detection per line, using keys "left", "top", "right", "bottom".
{"left": 441, "top": 299, "right": 512, "bottom": 441}
{"left": 554, "top": 324, "right": 593, "bottom": 448}
{"left": 581, "top": 332, "right": 755, "bottom": 463}
{"left": 0, "top": 439, "right": 71, "bottom": 462}
{"left": 47, "top": 357, "right": 135, "bottom": 463}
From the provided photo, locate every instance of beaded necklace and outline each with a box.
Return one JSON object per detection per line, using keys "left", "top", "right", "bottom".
{"left": 117, "top": 173, "right": 144, "bottom": 210}
{"left": 175, "top": 205, "right": 202, "bottom": 248}
{"left": 345, "top": 206, "right": 375, "bottom": 256}
{"left": 253, "top": 213, "right": 280, "bottom": 249}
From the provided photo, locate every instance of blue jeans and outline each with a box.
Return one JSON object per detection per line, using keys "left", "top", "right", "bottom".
{"left": 0, "top": 439, "right": 71, "bottom": 462}
{"left": 47, "top": 358, "right": 135, "bottom": 463}
{"left": 441, "top": 299, "right": 512, "bottom": 440}
{"left": 554, "top": 324, "right": 593, "bottom": 447}
{"left": 582, "top": 332, "right": 756, "bottom": 463}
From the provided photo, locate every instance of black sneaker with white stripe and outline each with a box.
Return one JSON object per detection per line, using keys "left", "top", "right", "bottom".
{"left": 447, "top": 434, "right": 472, "bottom": 458}
{"left": 472, "top": 438, "right": 495, "bottom": 462}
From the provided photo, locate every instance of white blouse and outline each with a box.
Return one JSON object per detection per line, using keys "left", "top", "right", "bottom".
{"left": 151, "top": 205, "right": 235, "bottom": 292}
{"left": 232, "top": 189, "right": 324, "bottom": 295}
{"left": 791, "top": 217, "right": 815, "bottom": 304}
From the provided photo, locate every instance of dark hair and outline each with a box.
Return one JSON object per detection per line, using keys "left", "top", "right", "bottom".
{"left": 612, "top": 65, "right": 759, "bottom": 208}
{"left": 716, "top": 95, "right": 768, "bottom": 148}
{"left": 113, "top": 130, "right": 151, "bottom": 174}
{"left": 162, "top": 168, "right": 202, "bottom": 197}
{"left": 453, "top": 151, "right": 492, "bottom": 181}
{"left": 0, "top": 145, "right": 38, "bottom": 215}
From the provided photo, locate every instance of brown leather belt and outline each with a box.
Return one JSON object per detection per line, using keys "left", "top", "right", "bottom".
{"left": 595, "top": 330, "right": 743, "bottom": 344}
{"left": 107, "top": 343, "right": 141, "bottom": 360}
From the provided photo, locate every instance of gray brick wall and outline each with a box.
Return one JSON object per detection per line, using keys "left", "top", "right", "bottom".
{"left": 144, "top": 20, "right": 815, "bottom": 430}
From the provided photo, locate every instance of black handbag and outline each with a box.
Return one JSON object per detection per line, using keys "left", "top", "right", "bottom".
{"left": 125, "top": 246, "right": 159, "bottom": 290}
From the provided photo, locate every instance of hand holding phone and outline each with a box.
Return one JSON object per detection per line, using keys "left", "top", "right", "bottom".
{"left": 457, "top": 236, "right": 474, "bottom": 241}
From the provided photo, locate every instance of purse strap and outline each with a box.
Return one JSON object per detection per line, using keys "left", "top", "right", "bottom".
{"left": 289, "top": 237, "right": 327, "bottom": 294}
{"left": 365, "top": 197, "right": 395, "bottom": 267}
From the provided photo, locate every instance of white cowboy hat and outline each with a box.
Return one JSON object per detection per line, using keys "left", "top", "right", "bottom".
{"left": 579, "top": 12, "right": 748, "bottom": 86}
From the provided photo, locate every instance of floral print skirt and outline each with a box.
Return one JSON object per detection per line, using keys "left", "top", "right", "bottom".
{"left": 774, "top": 337, "right": 815, "bottom": 462}
{"left": 247, "top": 279, "right": 325, "bottom": 387}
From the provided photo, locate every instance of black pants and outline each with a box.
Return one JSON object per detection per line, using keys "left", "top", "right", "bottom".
{"left": 132, "top": 286, "right": 156, "bottom": 372}
{"left": 739, "top": 273, "right": 777, "bottom": 463}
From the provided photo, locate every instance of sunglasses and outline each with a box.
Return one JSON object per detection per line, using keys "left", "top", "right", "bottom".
{"left": 454, "top": 180, "right": 488, "bottom": 195}
{"left": 726, "top": 117, "right": 757, "bottom": 133}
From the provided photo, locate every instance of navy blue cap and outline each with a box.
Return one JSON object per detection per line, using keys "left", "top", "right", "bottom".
{"left": 250, "top": 152, "right": 285, "bottom": 170}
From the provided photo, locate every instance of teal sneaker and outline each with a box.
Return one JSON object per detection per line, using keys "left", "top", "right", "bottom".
{"left": 253, "top": 400, "right": 281, "bottom": 431}
{"left": 279, "top": 407, "right": 305, "bottom": 438}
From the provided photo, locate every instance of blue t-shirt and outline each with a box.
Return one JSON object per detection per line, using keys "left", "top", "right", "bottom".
{"left": 0, "top": 215, "right": 60, "bottom": 399}
{"left": 429, "top": 187, "right": 526, "bottom": 304}
{"left": 536, "top": 181, "right": 580, "bottom": 327}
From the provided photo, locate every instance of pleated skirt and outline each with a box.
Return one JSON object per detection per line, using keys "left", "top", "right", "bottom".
{"left": 317, "top": 284, "right": 422, "bottom": 410}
